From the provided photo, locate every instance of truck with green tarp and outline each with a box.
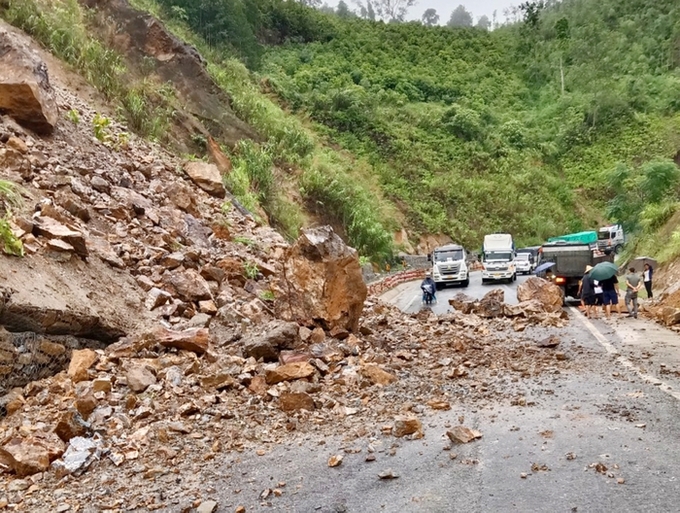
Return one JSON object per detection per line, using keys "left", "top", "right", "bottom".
{"left": 547, "top": 231, "right": 598, "bottom": 247}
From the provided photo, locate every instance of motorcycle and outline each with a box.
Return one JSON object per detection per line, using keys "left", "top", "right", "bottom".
{"left": 421, "top": 283, "right": 436, "bottom": 305}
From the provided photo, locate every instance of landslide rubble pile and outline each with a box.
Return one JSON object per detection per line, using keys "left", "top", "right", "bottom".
{"left": 0, "top": 19, "right": 578, "bottom": 512}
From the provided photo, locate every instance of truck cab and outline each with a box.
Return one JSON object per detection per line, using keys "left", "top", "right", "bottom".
{"left": 597, "top": 224, "right": 625, "bottom": 254}
{"left": 481, "top": 233, "right": 516, "bottom": 284}
{"left": 430, "top": 244, "right": 469, "bottom": 290}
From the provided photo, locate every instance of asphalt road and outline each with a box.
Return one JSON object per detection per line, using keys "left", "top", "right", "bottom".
{"left": 382, "top": 270, "right": 532, "bottom": 314}
{"left": 206, "top": 275, "right": 680, "bottom": 513}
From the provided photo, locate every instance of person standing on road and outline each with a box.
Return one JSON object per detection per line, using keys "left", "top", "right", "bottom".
{"left": 643, "top": 263, "right": 653, "bottom": 299}
{"left": 624, "top": 267, "right": 642, "bottom": 318}
{"left": 577, "top": 265, "right": 597, "bottom": 319}
{"left": 600, "top": 274, "right": 621, "bottom": 320}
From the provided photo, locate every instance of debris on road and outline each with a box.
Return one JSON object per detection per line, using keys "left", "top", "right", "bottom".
{"left": 328, "top": 455, "right": 344, "bottom": 467}
{"left": 446, "top": 426, "right": 482, "bottom": 444}
{"left": 378, "top": 468, "right": 399, "bottom": 479}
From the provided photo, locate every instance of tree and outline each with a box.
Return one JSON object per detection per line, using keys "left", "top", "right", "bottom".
{"left": 336, "top": 0, "right": 352, "bottom": 17}
{"left": 447, "top": 5, "right": 472, "bottom": 28}
{"left": 298, "top": 0, "right": 322, "bottom": 7}
{"left": 355, "top": 0, "right": 416, "bottom": 22}
{"left": 421, "top": 8, "right": 439, "bottom": 26}
{"left": 355, "top": 0, "right": 376, "bottom": 20}
{"left": 554, "top": 16, "right": 570, "bottom": 95}
{"left": 476, "top": 15, "right": 490, "bottom": 30}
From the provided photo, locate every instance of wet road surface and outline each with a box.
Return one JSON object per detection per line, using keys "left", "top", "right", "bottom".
{"left": 209, "top": 277, "right": 680, "bottom": 513}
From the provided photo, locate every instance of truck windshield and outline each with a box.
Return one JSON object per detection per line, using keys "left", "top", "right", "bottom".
{"left": 598, "top": 231, "right": 612, "bottom": 240}
{"left": 485, "top": 251, "right": 513, "bottom": 261}
{"left": 516, "top": 253, "right": 530, "bottom": 261}
{"left": 434, "top": 250, "right": 463, "bottom": 262}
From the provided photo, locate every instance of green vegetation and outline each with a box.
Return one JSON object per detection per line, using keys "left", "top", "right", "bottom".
{"left": 0, "top": 180, "right": 24, "bottom": 257}
{"left": 244, "top": 260, "right": 260, "bottom": 279}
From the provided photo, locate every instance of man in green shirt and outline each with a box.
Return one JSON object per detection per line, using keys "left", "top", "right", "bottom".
{"left": 625, "top": 267, "right": 642, "bottom": 319}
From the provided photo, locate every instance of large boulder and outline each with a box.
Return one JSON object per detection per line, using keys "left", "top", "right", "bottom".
{"left": 517, "top": 277, "right": 564, "bottom": 313}
{"left": 0, "top": 25, "right": 58, "bottom": 134}
{"left": 273, "top": 227, "right": 367, "bottom": 332}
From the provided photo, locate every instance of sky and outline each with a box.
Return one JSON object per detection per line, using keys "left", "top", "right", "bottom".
{"left": 408, "top": 1, "right": 517, "bottom": 24}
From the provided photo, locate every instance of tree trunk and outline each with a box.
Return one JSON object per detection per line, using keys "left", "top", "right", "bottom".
{"left": 559, "top": 55, "right": 565, "bottom": 95}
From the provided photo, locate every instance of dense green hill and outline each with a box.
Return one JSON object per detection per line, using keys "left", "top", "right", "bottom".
{"left": 4, "top": 0, "right": 680, "bottom": 260}
{"left": 259, "top": 0, "right": 680, "bottom": 249}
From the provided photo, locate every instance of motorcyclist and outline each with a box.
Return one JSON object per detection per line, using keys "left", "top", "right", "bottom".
{"left": 421, "top": 271, "right": 436, "bottom": 303}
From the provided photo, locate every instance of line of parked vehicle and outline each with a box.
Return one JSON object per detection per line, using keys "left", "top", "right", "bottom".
{"left": 427, "top": 224, "right": 625, "bottom": 297}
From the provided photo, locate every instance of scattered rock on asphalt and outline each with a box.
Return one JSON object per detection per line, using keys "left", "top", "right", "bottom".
{"left": 378, "top": 468, "right": 399, "bottom": 479}
{"left": 328, "top": 455, "right": 343, "bottom": 467}
{"left": 446, "top": 426, "right": 482, "bottom": 444}
{"left": 393, "top": 416, "right": 423, "bottom": 438}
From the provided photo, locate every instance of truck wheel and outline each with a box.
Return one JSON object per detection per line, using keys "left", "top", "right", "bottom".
{"left": 614, "top": 245, "right": 623, "bottom": 254}
{"left": 481, "top": 279, "right": 487, "bottom": 285}
{"left": 513, "top": 273, "right": 517, "bottom": 282}
{"left": 435, "top": 282, "right": 443, "bottom": 291}
{"left": 462, "top": 278, "right": 469, "bottom": 288}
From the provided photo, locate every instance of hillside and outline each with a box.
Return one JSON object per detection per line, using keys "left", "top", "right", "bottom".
{"left": 3, "top": 0, "right": 680, "bottom": 261}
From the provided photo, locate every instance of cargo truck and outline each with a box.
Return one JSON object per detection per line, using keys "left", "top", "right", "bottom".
{"left": 481, "top": 234, "right": 516, "bottom": 284}
{"left": 537, "top": 241, "right": 615, "bottom": 302}
{"left": 429, "top": 244, "right": 469, "bottom": 290}
{"left": 597, "top": 224, "right": 625, "bottom": 254}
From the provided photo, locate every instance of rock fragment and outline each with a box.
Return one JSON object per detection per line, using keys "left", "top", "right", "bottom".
{"left": 393, "top": 416, "right": 423, "bottom": 438}
{"left": 67, "top": 349, "right": 98, "bottom": 383}
{"left": 446, "top": 426, "right": 482, "bottom": 444}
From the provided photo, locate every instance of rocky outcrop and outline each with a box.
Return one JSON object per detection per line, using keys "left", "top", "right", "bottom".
{"left": 81, "top": 0, "right": 259, "bottom": 148}
{"left": 184, "top": 162, "right": 225, "bottom": 198}
{"left": 0, "top": 24, "right": 58, "bottom": 134}
{"left": 274, "top": 227, "right": 367, "bottom": 332}
{"left": 517, "top": 277, "right": 564, "bottom": 313}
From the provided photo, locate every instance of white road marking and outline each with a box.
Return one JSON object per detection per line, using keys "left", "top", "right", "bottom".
{"left": 406, "top": 293, "right": 421, "bottom": 311}
{"left": 571, "top": 307, "right": 680, "bottom": 401}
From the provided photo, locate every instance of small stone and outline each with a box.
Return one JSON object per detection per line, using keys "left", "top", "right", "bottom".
{"left": 520, "top": 472, "right": 528, "bottom": 479}
{"left": 279, "top": 392, "right": 315, "bottom": 412}
{"left": 92, "top": 378, "right": 112, "bottom": 393}
{"left": 67, "top": 349, "right": 97, "bottom": 383}
{"left": 54, "top": 409, "right": 90, "bottom": 442}
{"left": 328, "top": 455, "right": 343, "bottom": 467}
{"left": 196, "top": 500, "right": 218, "bottom": 513}
{"left": 199, "top": 300, "right": 218, "bottom": 315}
{"left": 392, "top": 416, "right": 422, "bottom": 438}
{"left": 446, "top": 426, "right": 482, "bottom": 444}
{"left": 378, "top": 468, "right": 399, "bottom": 479}
{"left": 126, "top": 364, "right": 157, "bottom": 393}
{"left": 617, "top": 478, "right": 625, "bottom": 485}
{"left": 235, "top": 507, "right": 246, "bottom": 513}
{"left": 360, "top": 365, "right": 397, "bottom": 386}
{"left": 152, "top": 326, "right": 210, "bottom": 354}
{"left": 265, "top": 362, "right": 316, "bottom": 385}
{"left": 145, "top": 288, "right": 172, "bottom": 310}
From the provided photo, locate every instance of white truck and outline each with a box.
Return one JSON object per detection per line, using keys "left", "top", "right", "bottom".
{"left": 597, "top": 224, "right": 625, "bottom": 254}
{"left": 430, "top": 244, "right": 469, "bottom": 290}
{"left": 481, "top": 233, "right": 516, "bottom": 284}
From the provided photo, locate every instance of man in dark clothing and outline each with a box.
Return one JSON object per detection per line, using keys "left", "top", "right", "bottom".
{"left": 578, "top": 265, "right": 597, "bottom": 318}
{"left": 600, "top": 275, "right": 621, "bottom": 319}
{"left": 421, "top": 272, "right": 436, "bottom": 303}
